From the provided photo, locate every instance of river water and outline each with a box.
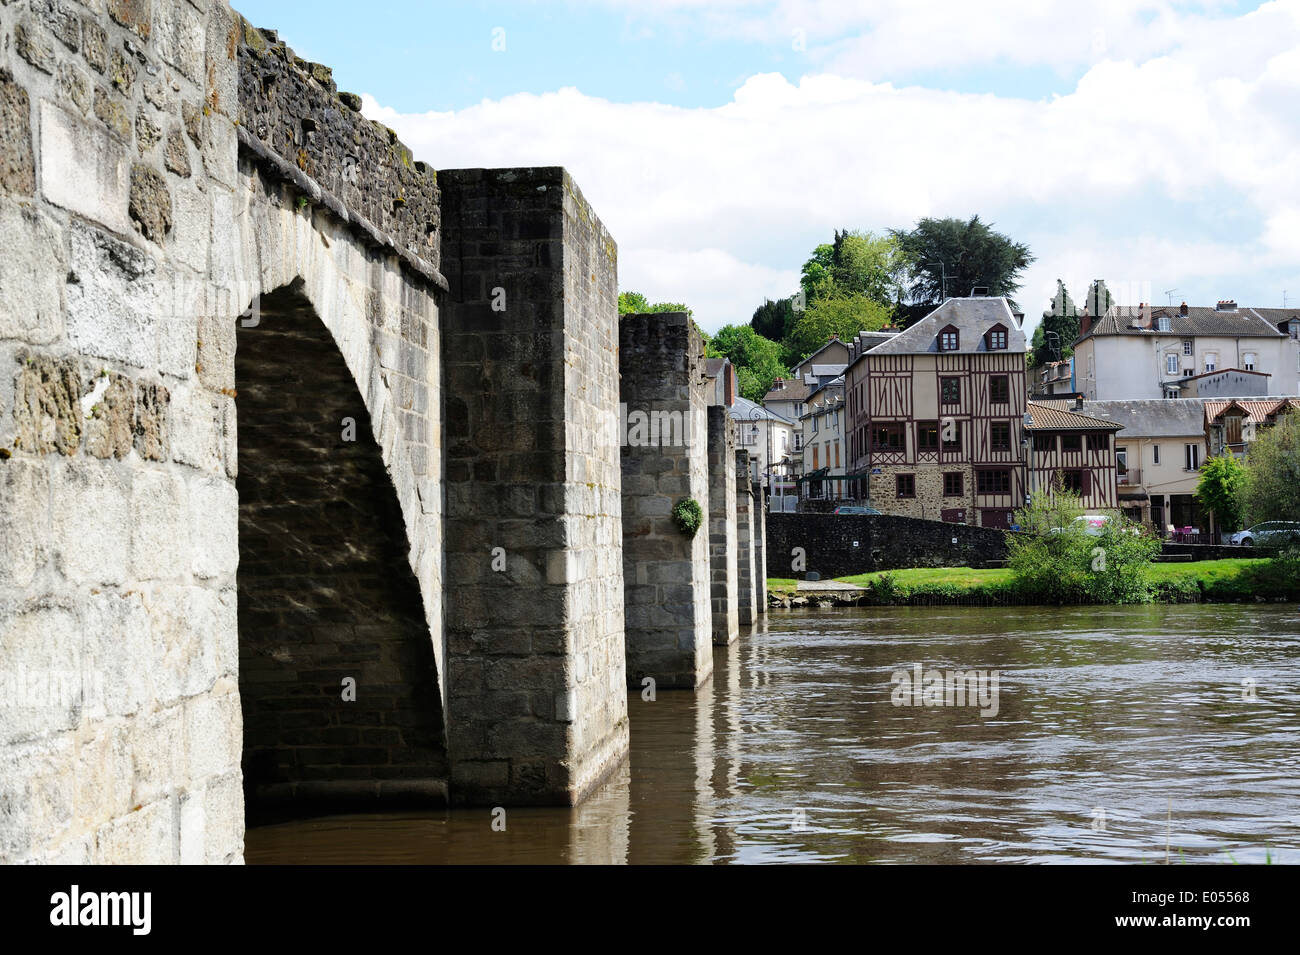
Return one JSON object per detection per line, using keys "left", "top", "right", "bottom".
{"left": 246, "top": 604, "right": 1300, "bottom": 864}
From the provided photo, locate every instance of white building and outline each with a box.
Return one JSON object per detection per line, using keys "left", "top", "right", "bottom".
{"left": 1073, "top": 301, "right": 1300, "bottom": 400}
{"left": 798, "top": 374, "right": 846, "bottom": 501}
{"left": 728, "top": 396, "right": 796, "bottom": 503}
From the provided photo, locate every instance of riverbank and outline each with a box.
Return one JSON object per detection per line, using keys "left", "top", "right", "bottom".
{"left": 767, "top": 558, "right": 1300, "bottom": 607}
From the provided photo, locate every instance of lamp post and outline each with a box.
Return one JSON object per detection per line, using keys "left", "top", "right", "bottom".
{"left": 1022, "top": 410, "right": 1034, "bottom": 507}
{"left": 745, "top": 405, "right": 773, "bottom": 511}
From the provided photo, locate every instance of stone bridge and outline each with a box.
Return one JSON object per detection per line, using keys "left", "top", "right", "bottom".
{"left": 0, "top": 0, "right": 764, "bottom": 863}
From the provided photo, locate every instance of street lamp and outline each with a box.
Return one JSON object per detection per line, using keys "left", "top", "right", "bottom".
{"left": 1022, "top": 410, "right": 1034, "bottom": 506}
{"left": 746, "top": 404, "right": 774, "bottom": 511}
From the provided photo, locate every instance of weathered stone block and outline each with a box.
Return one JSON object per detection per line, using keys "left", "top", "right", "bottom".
{"left": 39, "top": 101, "right": 131, "bottom": 234}
{"left": 130, "top": 467, "right": 189, "bottom": 578}
{"left": 93, "top": 86, "right": 132, "bottom": 141}
{"left": 50, "top": 460, "right": 130, "bottom": 585}
{"left": 0, "top": 202, "right": 65, "bottom": 343}
{"left": 154, "top": 0, "right": 204, "bottom": 83}
{"left": 0, "top": 72, "right": 36, "bottom": 195}
{"left": 0, "top": 458, "right": 49, "bottom": 590}
{"left": 134, "top": 380, "right": 170, "bottom": 460}
{"left": 107, "top": 0, "right": 151, "bottom": 40}
{"left": 129, "top": 162, "right": 173, "bottom": 240}
{"left": 15, "top": 18, "right": 57, "bottom": 74}
{"left": 188, "top": 474, "right": 236, "bottom": 578}
{"left": 13, "top": 353, "right": 83, "bottom": 455}
{"left": 82, "top": 371, "right": 135, "bottom": 459}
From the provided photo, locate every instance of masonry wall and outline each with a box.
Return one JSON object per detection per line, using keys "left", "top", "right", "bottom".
{"left": 765, "top": 513, "right": 1012, "bottom": 580}
{"left": 439, "top": 166, "right": 628, "bottom": 805}
{"left": 735, "top": 450, "right": 757, "bottom": 627}
{"left": 618, "top": 312, "right": 712, "bottom": 689}
{"left": 753, "top": 483, "right": 767, "bottom": 613}
{"left": 706, "top": 406, "right": 738, "bottom": 645}
{"left": 0, "top": 0, "right": 244, "bottom": 863}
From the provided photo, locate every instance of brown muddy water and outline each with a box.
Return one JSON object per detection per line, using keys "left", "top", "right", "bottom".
{"left": 246, "top": 604, "right": 1300, "bottom": 864}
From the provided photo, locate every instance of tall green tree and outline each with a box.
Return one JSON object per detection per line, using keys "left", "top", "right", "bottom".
{"left": 890, "top": 215, "right": 1033, "bottom": 322}
{"left": 750, "top": 296, "right": 797, "bottom": 341}
{"left": 1196, "top": 454, "right": 1248, "bottom": 532}
{"left": 799, "top": 229, "right": 904, "bottom": 310}
{"left": 706, "top": 325, "right": 788, "bottom": 401}
{"left": 1031, "top": 279, "right": 1081, "bottom": 367}
{"left": 1240, "top": 414, "right": 1300, "bottom": 523}
{"left": 783, "top": 292, "right": 891, "bottom": 366}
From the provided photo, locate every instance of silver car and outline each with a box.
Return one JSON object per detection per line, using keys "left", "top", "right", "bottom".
{"left": 1230, "top": 521, "right": 1300, "bottom": 547}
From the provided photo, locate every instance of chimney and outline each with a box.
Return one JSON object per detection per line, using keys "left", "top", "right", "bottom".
{"left": 1075, "top": 396, "right": 1084, "bottom": 411}
{"left": 1080, "top": 313, "right": 1093, "bottom": 336}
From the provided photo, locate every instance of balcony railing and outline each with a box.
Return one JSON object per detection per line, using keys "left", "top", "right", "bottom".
{"left": 1117, "top": 469, "right": 1141, "bottom": 486}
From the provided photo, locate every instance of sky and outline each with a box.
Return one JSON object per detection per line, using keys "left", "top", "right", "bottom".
{"left": 235, "top": 0, "right": 1300, "bottom": 335}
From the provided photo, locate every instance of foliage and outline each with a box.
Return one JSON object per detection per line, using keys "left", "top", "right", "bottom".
{"left": 618, "top": 290, "right": 691, "bottom": 317}
{"left": 751, "top": 297, "right": 798, "bottom": 342}
{"left": 782, "top": 292, "right": 892, "bottom": 365}
{"left": 889, "top": 215, "right": 1034, "bottom": 316}
{"left": 1239, "top": 414, "right": 1300, "bottom": 524}
{"left": 706, "top": 324, "right": 788, "bottom": 401}
{"left": 799, "top": 230, "right": 905, "bottom": 310}
{"left": 1006, "top": 489, "right": 1160, "bottom": 604}
{"left": 1196, "top": 454, "right": 1248, "bottom": 533}
{"left": 672, "top": 497, "right": 704, "bottom": 538}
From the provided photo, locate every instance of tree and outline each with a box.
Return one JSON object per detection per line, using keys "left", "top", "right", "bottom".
{"left": 618, "top": 291, "right": 690, "bottom": 316}
{"left": 1031, "top": 279, "right": 1081, "bottom": 367}
{"left": 1007, "top": 489, "right": 1159, "bottom": 604}
{"left": 750, "top": 296, "right": 797, "bottom": 341}
{"left": 706, "top": 324, "right": 788, "bottom": 401}
{"left": 1240, "top": 414, "right": 1300, "bottom": 523}
{"left": 798, "top": 229, "right": 904, "bottom": 310}
{"left": 1196, "top": 454, "right": 1247, "bottom": 532}
{"left": 782, "top": 292, "right": 891, "bottom": 366}
{"left": 890, "top": 215, "right": 1033, "bottom": 319}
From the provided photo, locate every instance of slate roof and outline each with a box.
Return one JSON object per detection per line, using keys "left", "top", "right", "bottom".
{"left": 762, "top": 378, "right": 811, "bottom": 403}
{"left": 1033, "top": 399, "right": 1206, "bottom": 437}
{"left": 1025, "top": 401, "right": 1122, "bottom": 431}
{"left": 704, "top": 358, "right": 729, "bottom": 378}
{"left": 1077, "top": 304, "right": 1285, "bottom": 343}
{"left": 729, "top": 395, "right": 795, "bottom": 425}
{"left": 866, "top": 297, "right": 1026, "bottom": 355}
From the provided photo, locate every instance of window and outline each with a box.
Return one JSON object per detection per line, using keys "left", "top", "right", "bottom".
{"left": 987, "top": 325, "right": 1008, "bottom": 350}
{"left": 896, "top": 474, "right": 915, "bottom": 498}
{"left": 1153, "top": 444, "right": 1160, "bottom": 465}
{"left": 811, "top": 415, "right": 818, "bottom": 434}
{"left": 1033, "top": 433, "right": 1055, "bottom": 452}
{"left": 1116, "top": 448, "right": 1128, "bottom": 475}
{"left": 941, "top": 377, "right": 961, "bottom": 405}
{"left": 939, "top": 325, "right": 959, "bottom": 351}
{"left": 917, "top": 421, "right": 939, "bottom": 452}
{"left": 1244, "top": 352, "right": 1257, "bottom": 371}
{"left": 1165, "top": 354, "right": 1179, "bottom": 375}
{"left": 1204, "top": 352, "right": 1217, "bottom": 372}
{"left": 989, "top": 375, "right": 1010, "bottom": 404}
{"left": 1291, "top": 322, "right": 1300, "bottom": 340}
{"left": 990, "top": 420, "right": 1011, "bottom": 451}
{"left": 1061, "top": 434, "right": 1082, "bottom": 452}
{"left": 943, "top": 472, "right": 964, "bottom": 496}
{"left": 976, "top": 469, "right": 1011, "bottom": 495}
{"left": 812, "top": 447, "right": 819, "bottom": 469}
{"left": 1157, "top": 316, "right": 1171, "bottom": 332}
{"left": 871, "top": 422, "right": 905, "bottom": 451}
{"left": 1058, "top": 470, "right": 1085, "bottom": 493}
{"left": 1182, "top": 341, "right": 1193, "bottom": 356}
{"left": 1185, "top": 443, "right": 1200, "bottom": 471}
{"left": 941, "top": 424, "right": 962, "bottom": 451}
{"left": 1086, "top": 433, "right": 1108, "bottom": 452}
{"left": 834, "top": 443, "right": 840, "bottom": 468}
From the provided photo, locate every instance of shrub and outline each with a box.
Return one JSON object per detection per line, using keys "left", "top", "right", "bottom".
{"left": 672, "top": 497, "right": 703, "bottom": 538}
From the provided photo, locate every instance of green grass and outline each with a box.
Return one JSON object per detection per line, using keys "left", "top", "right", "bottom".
{"left": 767, "top": 558, "right": 1299, "bottom": 606}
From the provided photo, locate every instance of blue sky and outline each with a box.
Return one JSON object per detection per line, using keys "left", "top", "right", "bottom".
{"left": 236, "top": 0, "right": 1297, "bottom": 333}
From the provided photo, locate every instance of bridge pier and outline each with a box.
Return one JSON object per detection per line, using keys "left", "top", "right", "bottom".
{"left": 753, "top": 481, "right": 768, "bottom": 615}
{"left": 617, "top": 312, "right": 713, "bottom": 690}
{"left": 706, "top": 407, "right": 740, "bottom": 645}
{"left": 439, "top": 167, "right": 629, "bottom": 805}
{"left": 735, "top": 450, "right": 758, "bottom": 627}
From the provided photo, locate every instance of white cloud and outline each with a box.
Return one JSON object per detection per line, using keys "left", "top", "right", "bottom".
{"left": 362, "top": 0, "right": 1300, "bottom": 332}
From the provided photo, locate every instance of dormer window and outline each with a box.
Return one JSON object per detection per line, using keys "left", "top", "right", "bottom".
{"left": 939, "top": 325, "right": 960, "bottom": 351}
{"left": 1156, "top": 316, "right": 1171, "bottom": 332}
{"left": 986, "top": 324, "right": 1008, "bottom": 350}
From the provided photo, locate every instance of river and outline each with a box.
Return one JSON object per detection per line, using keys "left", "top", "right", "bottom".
{"left": 246, "top": 604, "right": 1300, "bottom": 864}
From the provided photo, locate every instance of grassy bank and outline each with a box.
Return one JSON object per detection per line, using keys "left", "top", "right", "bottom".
{"left": 767, "top": 559, "right": 1299, "bottom": 606}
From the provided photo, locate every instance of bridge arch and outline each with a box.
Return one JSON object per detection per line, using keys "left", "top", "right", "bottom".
{"left": 230, "top": 159, "right": 447, "bottom": 810}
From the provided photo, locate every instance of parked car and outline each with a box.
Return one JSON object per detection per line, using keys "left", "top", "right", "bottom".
{"left": 1230, "top": 522, "right": 1300, "bottom": 547}
{"left": 833, "top": 505, "right": 881, "bottom": 515}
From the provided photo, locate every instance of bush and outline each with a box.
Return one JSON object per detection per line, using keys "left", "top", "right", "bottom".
{"left": 1006, "top": 489, "right": 1160, "bottom": 604}
{"left": 672, "top": 497, "right": 703, "bottom": 538}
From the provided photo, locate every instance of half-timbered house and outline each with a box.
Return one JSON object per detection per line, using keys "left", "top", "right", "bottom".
{"left": 844, "top": 297, "right": 1030, "bottom": 528}
{"left": 1023, "top": 402, "right": 1123, "bottom": 510}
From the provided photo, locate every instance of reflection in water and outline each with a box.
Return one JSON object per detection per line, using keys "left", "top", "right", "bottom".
{"left": 246, "top": 605, "right": 1300, "bottom": 864}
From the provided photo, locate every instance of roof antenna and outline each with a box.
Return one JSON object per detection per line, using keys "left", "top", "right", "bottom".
{"left": 1163, "top": 288, "right": 1178, "bottom": 306}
